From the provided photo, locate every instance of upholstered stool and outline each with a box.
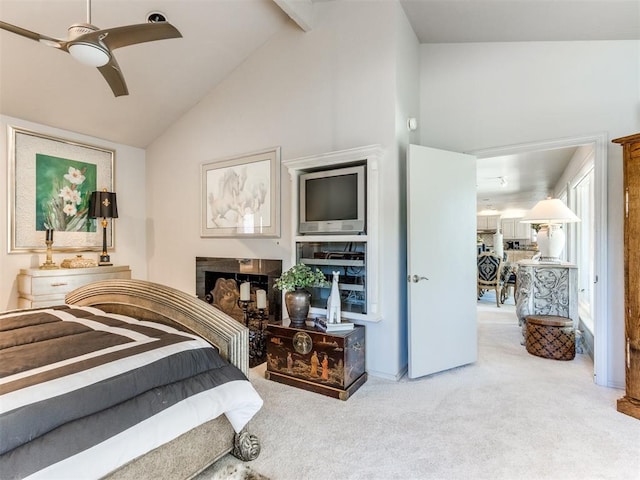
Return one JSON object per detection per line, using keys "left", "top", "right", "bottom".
{"left": 525, "top": 315, "right": 575, "bottom": 361}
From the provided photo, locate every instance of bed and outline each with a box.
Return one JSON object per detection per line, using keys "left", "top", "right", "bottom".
{"left": 0, "top": 279, "right": 263, "bottom": 480}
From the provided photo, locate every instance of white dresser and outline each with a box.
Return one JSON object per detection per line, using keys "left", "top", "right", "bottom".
{"left": 17, "top": 265, "right": 131, "bottom": 308}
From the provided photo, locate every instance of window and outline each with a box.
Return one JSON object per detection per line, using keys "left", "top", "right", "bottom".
{"left": 573, "top": 167, "right": 595, "bottom": 332}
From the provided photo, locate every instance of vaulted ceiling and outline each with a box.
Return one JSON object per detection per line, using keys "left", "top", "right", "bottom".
{"left": 0, "top": 0, "right": 290, "bottom": 147}
{"left": 1, "top": 0, "right": 637, "bottom": 148}
{"left": 1, "top": 0, "right": 637, "bottom": 213}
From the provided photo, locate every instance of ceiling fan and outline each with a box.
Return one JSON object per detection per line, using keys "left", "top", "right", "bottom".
{"left": 0, "top": 0, "right": 182, "bottom": 97}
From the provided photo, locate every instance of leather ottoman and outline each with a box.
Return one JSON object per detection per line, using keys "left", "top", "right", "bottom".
{"left": 525, "top": 315, "right": 575, "bottom": 360}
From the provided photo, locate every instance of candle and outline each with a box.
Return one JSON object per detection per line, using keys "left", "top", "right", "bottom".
{"left": 240, "top": 282, "right": 250, "bottom": 301}
{"left": 256, "top": 289, "right": 267, "bottom": 309}
{"left": 45, "top": 229, "right": 53, "bottom": 242}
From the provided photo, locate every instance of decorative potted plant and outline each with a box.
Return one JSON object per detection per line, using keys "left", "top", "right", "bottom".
{"left": 274, "top": 263, "right": 329, "bottom": 325}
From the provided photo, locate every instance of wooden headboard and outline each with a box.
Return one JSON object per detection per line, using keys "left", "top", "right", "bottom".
{"left": 65, "top": 279, "right": 250, "bottom": 376}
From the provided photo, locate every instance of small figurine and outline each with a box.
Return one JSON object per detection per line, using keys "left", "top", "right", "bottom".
{"left": 321, "top": 354, "right": 329, "bottom": 380}
{"left": 326, "top": 271, "right": 341, "bottom": 324}
{"left": 310, "top": 351, "right": 319, "bottom": 377}
{"left": 287, "top": 352, "right": 293, "bottom": 373}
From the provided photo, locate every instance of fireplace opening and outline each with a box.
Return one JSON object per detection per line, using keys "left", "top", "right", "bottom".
{"left": 205, "top": 271, "right": 269, "bottom": 324}
{"left": 196, "top": 257, "right": 282, "bottom": 325}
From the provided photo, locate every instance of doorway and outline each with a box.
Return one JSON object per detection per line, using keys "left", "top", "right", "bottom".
{"left": 471, "top": 133, "right": 608, "bottom": 386}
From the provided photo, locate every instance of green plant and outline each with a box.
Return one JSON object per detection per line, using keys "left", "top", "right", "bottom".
{"left": 274, "top": 263, "right": 329, "bottom": 292}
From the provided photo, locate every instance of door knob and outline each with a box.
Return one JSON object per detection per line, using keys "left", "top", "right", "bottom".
{"left": 409, "top": 275, "right": 429, "bottom": 283}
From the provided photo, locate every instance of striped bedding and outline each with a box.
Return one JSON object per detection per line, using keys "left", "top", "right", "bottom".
{"left": 0, "top": 305, "right": 263, "bottom": 479}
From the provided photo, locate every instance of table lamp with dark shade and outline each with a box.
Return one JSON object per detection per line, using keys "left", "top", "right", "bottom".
{"left": 89, "top": 190, "right": 118, "bottom": 266}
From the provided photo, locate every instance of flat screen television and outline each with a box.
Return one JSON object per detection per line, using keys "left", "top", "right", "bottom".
{"left": 298, "top": 165, "right": 366, "bottom": 234}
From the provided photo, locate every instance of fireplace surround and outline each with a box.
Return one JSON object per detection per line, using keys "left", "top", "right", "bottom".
{"left": 195, "top": 257, "right": 282, "bottom": 324}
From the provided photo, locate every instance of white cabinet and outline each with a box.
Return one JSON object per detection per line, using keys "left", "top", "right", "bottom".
{"left": 502, "top": 219, "right": 515, "bottom": 239}
{"left": 518, "top": 222, "right": 533, "bottom": 240}
{"left": 17, "top": 265, "right": 131, "bottom": 308}
{"left": 283, "top": 145, "right": 382, "bottom": 322}
{"left": 501, "top": 218, "right": 532, "bottom": 240}
{"left": 477, "top": 215, "right": 499, "bottom": 231}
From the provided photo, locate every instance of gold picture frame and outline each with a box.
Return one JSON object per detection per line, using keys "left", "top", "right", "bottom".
{"left": 8, "top": 126, "right": 115, "bottom": 253}
{"left": 201, "top": 147, "right": 280, "bottom": 238}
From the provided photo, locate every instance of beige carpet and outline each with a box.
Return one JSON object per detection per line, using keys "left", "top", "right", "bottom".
{"left": 198, "top": 301, "right": 640, "bottom": 480}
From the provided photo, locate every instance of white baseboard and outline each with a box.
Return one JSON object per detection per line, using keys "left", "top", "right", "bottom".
{"left": 367, "top": 365, "right": 408, "bottom": 381}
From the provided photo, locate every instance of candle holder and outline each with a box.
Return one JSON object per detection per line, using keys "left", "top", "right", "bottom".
{"left": 232, "top": 292, "right": 269, "bottom": 368}
{"left": 237, "top": 299, "right": 253, "bottom": 327}
{"left": 40, "top": 239, "right": 58, "bottom": 270}
{"left": 256, "top": 308, "right": 266, "bottom": 329}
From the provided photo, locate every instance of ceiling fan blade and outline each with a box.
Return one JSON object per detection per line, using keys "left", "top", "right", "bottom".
{"left": 97, "top": 56, "right": 128, "bottom": 97}
{"left": 94, "top": 22, "right": 181, "bottom": 50}
{"left": 0, "top": 20, "right": 64, "bottom": 48}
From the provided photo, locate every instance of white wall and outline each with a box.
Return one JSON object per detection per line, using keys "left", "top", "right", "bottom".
{"left": 145, "top": 1, "right": 415, "bottom": 379}
{"left": 419, "top": 40, "right": 640, "bottom": 388}
{"left": 554, "top": 145, "right": 594, "bottom": 197}
{"left": 392, "top": 5, "right": 421, "bottom": 373}
{"left": 0, "top": 115, "right": 147, "bottom": 310}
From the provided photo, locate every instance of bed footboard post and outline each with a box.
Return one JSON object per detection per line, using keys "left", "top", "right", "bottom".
{"left": 232, "top": 429, "right": 261, "bottom": 461}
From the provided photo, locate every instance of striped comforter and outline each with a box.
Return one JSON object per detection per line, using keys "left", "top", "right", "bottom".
{"left": 0, "top": 305, "right": 263, "bottom": 479}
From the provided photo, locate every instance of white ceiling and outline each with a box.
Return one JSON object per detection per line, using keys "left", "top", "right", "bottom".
{"left": 400, "top": 0, "right": 640, "bottom": 43}
{"left": 1, "top": 0, "right": 637, "bottom": 213}
{"left": 0, "top": 0, "right": 290, "bottom": 147}
{"left": 475, "top": 146, "right": 577, "bottom": 216}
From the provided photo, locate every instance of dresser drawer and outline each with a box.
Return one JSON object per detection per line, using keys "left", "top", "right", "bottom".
{"left": 21, "top": 270, "right": 129, "bottom": 296}
{"left": 18, "top": 296, "right": 66, "bottom": 309}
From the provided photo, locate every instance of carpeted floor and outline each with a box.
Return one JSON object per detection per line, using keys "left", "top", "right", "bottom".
{"left": 197, "top": 300, "right": 640, "bottom": 480}
{"left": 203, "top": 463, "right": 270, "bottom": 480}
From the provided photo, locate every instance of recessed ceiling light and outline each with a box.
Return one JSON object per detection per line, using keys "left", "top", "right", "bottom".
{"left": 147, "top": 11, "right": 167, "bottom": 23}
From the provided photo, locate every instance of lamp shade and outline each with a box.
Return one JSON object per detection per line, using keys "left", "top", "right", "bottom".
{"left": 520, "top": 198, "right": 580, "bottom": 224}
{"left": 89, "top": 191, "right": 118, "bottom": 219}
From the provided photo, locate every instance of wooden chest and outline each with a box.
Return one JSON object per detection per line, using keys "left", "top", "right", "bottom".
{"left": 265, "top": 322, "right": 366, "bottom": 400}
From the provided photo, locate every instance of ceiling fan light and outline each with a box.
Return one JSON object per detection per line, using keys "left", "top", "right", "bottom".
{"left": 69, "top": 42, "right": 110, "bottom": 67}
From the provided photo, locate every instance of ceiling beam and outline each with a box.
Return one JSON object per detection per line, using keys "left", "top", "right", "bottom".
{"left": 272, "top": 0, "right": 314, "bottom": 32}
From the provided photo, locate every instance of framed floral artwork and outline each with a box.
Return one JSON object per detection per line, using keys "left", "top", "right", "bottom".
{"left": 201, "top": 147, "right": 281, "bottom": 238}
{"left": 8, "top": 126, "right": 115, "bottom": 253}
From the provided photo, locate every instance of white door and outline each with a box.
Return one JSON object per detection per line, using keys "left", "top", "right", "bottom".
{"left": 407, "top": 144, "right": 478, "bottom": 379}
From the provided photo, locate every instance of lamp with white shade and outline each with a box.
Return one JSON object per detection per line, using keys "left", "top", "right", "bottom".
{"left": 520, "top": 198, "right": 580, "bottom": 263}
